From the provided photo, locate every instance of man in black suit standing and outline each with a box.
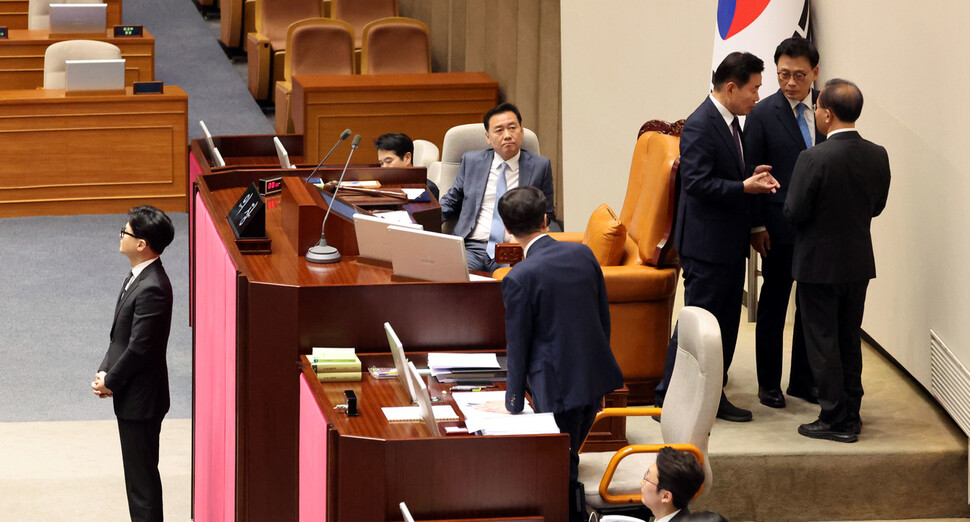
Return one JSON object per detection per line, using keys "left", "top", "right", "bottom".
{"left": 785, "top": 79, "right": 891, "bottom": 443}
{"left": 489, "top": 186, "right": 623, "bottom": 522}
{"left": 93, "top": 205, "right": 175, "bottom": 521}
{"left": 743, "top": 37, "right": 825, "bottom": 409}
{"left": 654, "top": 52, "right": 780, "bottom": 422}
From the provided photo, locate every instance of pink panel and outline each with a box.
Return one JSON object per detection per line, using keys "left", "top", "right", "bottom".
{"left": 189, "top": 150, "right": 205, "bottom": 188}
{"left": 193, "top": 194, "right": 237, "bottom": 522}
{"left": 299, "top": 373, "right": 330, "bottom": 522}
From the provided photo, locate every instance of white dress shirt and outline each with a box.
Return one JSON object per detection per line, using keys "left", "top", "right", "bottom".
{"left": 469, "top": 151, "right": 521, "bottom": 242}
{"left": 788, "top": 91, "right": 816, "bottom": 146}
{"left": 709, "top": 94, "right": 743, "bottom": 164}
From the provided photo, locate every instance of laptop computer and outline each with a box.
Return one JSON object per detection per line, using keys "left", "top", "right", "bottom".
{"left": 63, "top": 59, "right": 124, "bottom": 91}
{"left": 354, "top": 214, "right": 421, "bottom": 263}
{"left": 49, "top": 3, "right": 107, "bottom": 34}
{"left": 383, "top": 322, "right": 416, "bottom": 403}
{"left": 386, "top": 226, "right": 494, "bottom": 282}
{"left": 273, "top": 136, "right": 297, "bottom": 169}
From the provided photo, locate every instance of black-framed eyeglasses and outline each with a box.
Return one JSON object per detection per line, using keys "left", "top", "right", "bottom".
{"left": 778, "top": 70, "right": 808, "bottom": 82}
{"left": 120, "top": 228, "right": 140, "bottom": 239}
{"left": 642, "top": 475, "right": 658, "bottom": 487}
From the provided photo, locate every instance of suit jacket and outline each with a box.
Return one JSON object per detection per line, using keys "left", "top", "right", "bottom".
{"left": 501, "top": 236, "right": 623, "bottom": 414}
{"left": 674, "top": 96, "right": 753, "bottom": 265}
{"left": 439, "top": 148, "right": 555, "bottom": 239}
{"left": 99, "top": 259, "right": 173, "bottom": 420}
{"left": 784, "top": 130, "right": 891, "bottom": 284}
{"left": 744, "top": 88, "right": 826, "bottom": 245}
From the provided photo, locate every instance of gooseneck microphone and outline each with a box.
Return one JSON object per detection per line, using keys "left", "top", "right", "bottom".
{"left": 306, "top": 134, "right": 362, "bottom": 264}
{"left": 303, "top": 128, "right": 352, "bottom": 189}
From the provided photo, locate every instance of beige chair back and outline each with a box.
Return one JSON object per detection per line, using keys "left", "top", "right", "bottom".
{"left": 28, "top": 0, "right": 104, "bottom": 30}
{"left": 285, "top": 18, "right": 355, "bottom": 134}
{"left": 428, "top": 123, "right": 540, "bottom": 195}
{"left": 44, "top": 39, "right": 121, "bottom": 89}
{"left": 360, "top": 17, "right": 430, "bottom": 74}
{"left": 411, "top": 139, "right": 439, "bottom": 168}
{"left": 255, "top": 0, "right": 323, "bottom": 50}
{"left": 331, "top": 0, "right": 397, "bottom": 48}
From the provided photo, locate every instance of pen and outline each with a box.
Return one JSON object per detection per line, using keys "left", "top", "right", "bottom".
{"left": 450, "top": 385, "right": 496, "bottom": 392}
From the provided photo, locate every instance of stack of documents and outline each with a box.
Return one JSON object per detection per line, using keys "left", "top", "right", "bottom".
{"left": 381, "top": 405, "right": 459, "bottom": 422}
{"left": 427, "top": 352, "right": 506, "bottom": 383}
{"left": 311, "top": 347, "right": 361, "bottom": 382}
{"left": 451, "top": 391, "right": 560, "bottom": 435}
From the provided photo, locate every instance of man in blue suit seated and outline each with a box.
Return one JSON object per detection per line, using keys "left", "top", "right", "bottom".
{"left": 438, "top": 102, "right": 555, "bottom": 273}
{"left": 486, "top": 186, "right": 623, "bottom": 522}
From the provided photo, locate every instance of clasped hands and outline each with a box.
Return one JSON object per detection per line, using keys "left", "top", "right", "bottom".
{"left": 743, "top": 165, "right": 780, "bottom": 194}
{"left": 92, "top": 371, "right": 113, "bottom": 398}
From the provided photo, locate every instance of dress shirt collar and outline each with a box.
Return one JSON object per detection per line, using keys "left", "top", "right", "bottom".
{"left": 127, "top": 257, "right": 158, "bottom": 290}
{"left": 655, "top": 509, "right": 681, "bottom": 522}
{"left": 523, "top": 233, "right": 548, "bottom": 258}
{"left": 492, "top": 150, "right": 521, "bottom": 173}
{"left": 787, "top": 90, "right": 814, "bottom": 111}
{"left": 826, "top": 127, "right": 856, "bottom": 138}
{"left": 709, "top": 93, "right": 736, "bottom": 129}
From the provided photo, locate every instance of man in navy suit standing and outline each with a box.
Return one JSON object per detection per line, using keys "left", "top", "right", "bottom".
{"left": 744, "top": 37, "right": 825, "bottom": 409}
{"left": 439, "top": 102, "right": 555, "bottom": 273}
{"left": 93, "top": 206, "right": 175, "bottom": 521}
{"left": 654, "top": 52, "right": 780, "bottom": 423}
{"left": 492, "top": 186, "right": 623, "bottom": 521}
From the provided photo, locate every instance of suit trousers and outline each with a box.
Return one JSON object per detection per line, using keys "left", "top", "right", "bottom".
{"left": 655, "top": 255, "right": 745, "bottom": 403}
{"left": 463, "top": 239, "right": 503, "bottom": 274}
{"left": 796, "top": 281, "right": 868, "bottom": 426}
{"left": 118, "top": 416, "right": 164, "bottom": 522}
{"left": 754, "top": 244, "right": 814, "bottom": 392}
{"left": 554, "top": 401, "right": 600, "bottom": 522}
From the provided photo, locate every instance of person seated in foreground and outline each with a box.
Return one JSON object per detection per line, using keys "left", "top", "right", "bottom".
{"left": 373, "top": 132, "right": 439, "bottom": 200}
{"left": 438, "top": 102, "right": 555, "bottom": 273}
{"left": 639, "top": 447, "right": 705, "bottom": 522}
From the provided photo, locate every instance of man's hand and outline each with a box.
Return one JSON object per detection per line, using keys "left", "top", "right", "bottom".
{"left": 474, "top": 400, "right": 511, "bottom": 414}
{"left": 743, "top": 165, "right": 780, "bottom": 194}
{"left": 92, "top": 371, "right": 113, "bottom": 398}
{"left": 750, "top": 230, "right": 771, "bottom": 257}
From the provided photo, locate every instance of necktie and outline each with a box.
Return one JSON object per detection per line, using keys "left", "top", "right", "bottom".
{"left": 796, "top": 102, "right": 813, "bottom": 148}
{"left": 731, "top": 117, "right": 744, "bottom": 172}
{"left": 486, "top": 162, "right": 509, "bottom": 259}
{"left": 117, "top": 271, "right": 133, "bottom": 304}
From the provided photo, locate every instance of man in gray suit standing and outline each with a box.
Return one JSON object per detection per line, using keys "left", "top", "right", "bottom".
{"left": 439, "top": 102, "right": 555, "bottom": 273}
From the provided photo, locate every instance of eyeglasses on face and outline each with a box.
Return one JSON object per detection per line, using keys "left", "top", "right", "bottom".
{"left": 642, "top": 475, "right": 658, "bottom": 487}
{"left": 119, "top": 228, "right": 140, "bottom": 239}
{"left": 778, "top": 70, "right": 809, "bottom": 82}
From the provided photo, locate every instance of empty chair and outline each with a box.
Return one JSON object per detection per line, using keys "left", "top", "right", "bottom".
{"left": 330, "top": 0, "right": 397, "bottom": 49}
{"left": 246, "top": 0, "right": 324, "bottom": 100}
{"left": 28, "top": 0, "right": 104, "bottom": 30}
{"left": 411, "top": 139, "right": 439, "bottom": 168}
{"left": 274, "top": 18, "right": 355, "bottom": 134}
{"left": 360, "top": 17, "right": 430, "bottom": 74}
{"left": 44, "top": 39, "right": 121, "bottom": 89}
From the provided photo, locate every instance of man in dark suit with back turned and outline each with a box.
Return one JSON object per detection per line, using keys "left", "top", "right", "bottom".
{"left": 743, "top": 37, "right": 825, "bottom": 409}
{"left": 484, "top": 186, "right": 623, "bottom": 522}
{"left": 93, "top": 205, "right": 175, "bottom": 521}
{"left": 654, "top": 52, "right": 780, "bottom": 422}
{"left": 439, "top": 102, "right": 555, "bottom": 273}
{"left": 785, "top": 79, "right": 890, "bottom": 443}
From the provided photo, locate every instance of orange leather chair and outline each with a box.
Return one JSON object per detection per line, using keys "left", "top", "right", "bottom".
{"left": 360, "top": 17, "right": 430, "bottom": 74}
{"left": 274, "top": 18, "right": 355, "bottom": 134}
{"left": 494, "top": 130, "right": 681, "bottom": 404}
{"left": 330, "top": 0, "right": 397, "bottom": 69}
{"left": 246, "top": 0, "right": 325, "bottom": 100}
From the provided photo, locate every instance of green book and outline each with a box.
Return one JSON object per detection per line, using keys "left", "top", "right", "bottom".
{"left": 311, "top": 347, "right": 356, "bottom": 362}
{"left": 317, "top": 371, "right": 362, "bottom": 382}
{"left": 312, "top": 357, "right": 362, "bottom": 372}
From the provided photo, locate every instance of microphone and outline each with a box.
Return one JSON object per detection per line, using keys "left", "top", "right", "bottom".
{"left": 306, "top": 134, "right": 362, "bottom": 264}
{"left": 303, "top": 128, "right": 352, "bottom": 189}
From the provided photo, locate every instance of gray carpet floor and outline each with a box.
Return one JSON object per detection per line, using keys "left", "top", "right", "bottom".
{"left": 125, "top": 0, "right": 273, "bottom": 140}
{"left": 0, "top": 213, "right": 192, "bottom": 421}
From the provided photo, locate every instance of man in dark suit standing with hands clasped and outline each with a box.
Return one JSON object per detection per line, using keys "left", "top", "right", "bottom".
{"left": 785, "top": 79, "right": 891, "bottom": 443}
{"left": 654, "top": 52, "right": 780, "bottom": 423}
{"left": 486, "top": 186, "right": 623, "bottom": 521}
{"left": 743, "top": 37, "right": 825, "bottom": 409}
{"left": 92, "top": 205, "right": 175, "bottom": 521}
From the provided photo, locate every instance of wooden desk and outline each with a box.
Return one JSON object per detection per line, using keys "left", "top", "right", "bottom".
{"left": 292, "top": 72, "right": 499, "bottom": 163}
{"left": 0, "top": 28, "right": 153, "bottom": 89}
{"left": 299, "top": 353, "right": 568, "bottom": 521}
{"left": 0, "top": 0, "right": 121, "bottom": 29}
{"left": 192, "top": 171, "right": 506, "bottom": 522}
{"left": 0, "top": 86, "right": 187, "bottom": 217}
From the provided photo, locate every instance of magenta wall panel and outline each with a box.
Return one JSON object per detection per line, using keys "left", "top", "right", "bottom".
{"left": 299, "top": 373, "right": 329, "bottom": 522}
{"left": 193, "top": 193, "right": 237, "bottom": 522}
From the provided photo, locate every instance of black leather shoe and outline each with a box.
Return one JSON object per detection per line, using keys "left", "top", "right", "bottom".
{"left": 786, "top": 386, "right": 819, "bottom": 404}
{"left": 758, "top": 388, "right": 786, "bottom": 408}
{"left": 716, "top": 393, "right": 753, "bottom": 422}
{"left": 797, "top": 419, "right": 858, "bottom": 443}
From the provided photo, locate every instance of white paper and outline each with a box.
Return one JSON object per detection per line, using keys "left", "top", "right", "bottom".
{"left": 450, "top": 391, "right": 560, "bottom": 435}
{"left": 468, "top": 274, "right": 495, "bottom": 282}
{"left": 427, "top": 352, "right": 500, "bottom": 372}
{"left": 381, "top": 404, "right": 459, "bottom": 422}
{"left": 402, "top": 188, "right": 427, "bottom": 200}
{"left": 371, "top": 210, "right": 416, "bottom": 225}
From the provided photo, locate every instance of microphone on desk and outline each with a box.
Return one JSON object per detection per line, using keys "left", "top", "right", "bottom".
{"left": 306, "top": 134, "right": 362, "bottom": 264}
{"left": 302, "top": 128, "right": 352, "bottom": 189}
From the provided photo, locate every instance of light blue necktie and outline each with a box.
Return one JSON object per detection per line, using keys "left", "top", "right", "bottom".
{"left": 796, "top": 102, "right": 813, "bottom": 148}
{"left": 486, "top": 162, "right": 509, "bottom": 258}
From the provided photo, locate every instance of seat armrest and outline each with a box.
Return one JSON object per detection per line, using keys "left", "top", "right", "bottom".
{"left": 246, "top": 32, "right": 271, "bottom": 99}
{"left": 548, "top": 231, "right": 583, "bottom": 243}
{"left": 602, "top": 265, "right": 678, "bottom": 302}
